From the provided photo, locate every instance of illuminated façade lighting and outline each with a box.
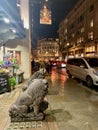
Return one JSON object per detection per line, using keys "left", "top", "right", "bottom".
{"left": 3, "top": 18, "right": 10, "bottom": 24}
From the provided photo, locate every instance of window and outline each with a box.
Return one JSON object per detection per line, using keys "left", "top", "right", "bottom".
{"left": 81, "top": 27, "right": 85, "bottom": 33}
{"left": 89, "top": 4, "right": 94, "bottom": 12}
{"left": 15, "top": 51, "right": 21, "bottom": 64}
{"left": 77, "top": 14, "right": 84, "bottom": 23}
{"left": 64, "top": 28, "right": 67, "bottom": 34}
{"left": 85, "top": 58, "right": 98, "bottom": 67}
{"left": 88, "top": 32, "right": 93, "bottom": 40}
{"left": 77, "top": 59, "right": 87, "bottom": 68}
{"left": 90, "top": 19, "right": 93, "bottom": 27}
{"left": 77, "top": 37, "right": 84, "bottom": 44}
{"left": 67, "top": 58, "right": 87, "bottom": 68}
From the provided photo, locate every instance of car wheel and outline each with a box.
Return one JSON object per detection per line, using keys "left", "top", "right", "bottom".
{"left": 86, "top": 76, "right": 93, "bottom": 87}
{"left": 67, "top": 70, "right": 72, "bottom": 78}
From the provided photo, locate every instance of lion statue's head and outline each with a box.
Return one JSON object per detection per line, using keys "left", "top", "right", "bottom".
{"left": 22, "top": 69, "right": 45, "bottom": 91}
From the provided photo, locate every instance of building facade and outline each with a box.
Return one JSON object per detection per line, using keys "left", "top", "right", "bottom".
{"left": 58, "top": 0, "right": 98, "bottom": 58}
{"left": 37, "top": 38, "right": 59, "bottom": 60}
{"left": 5, "top": 0, "right": 31, "bottom": 79}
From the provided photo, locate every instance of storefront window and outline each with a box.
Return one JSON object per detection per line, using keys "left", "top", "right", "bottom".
{"left": 15, "top": 51, "right": 21, "bottom": 64}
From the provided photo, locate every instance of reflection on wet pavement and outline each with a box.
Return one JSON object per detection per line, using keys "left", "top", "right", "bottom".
{"left": 46, "top": 67, "right": 98, "bottom": 130}
{"left": 49, "top": 68, "right": 68, "bottom": 95}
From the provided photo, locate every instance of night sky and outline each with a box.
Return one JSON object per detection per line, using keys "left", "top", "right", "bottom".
{"left": 32, "top": 0, "right": 77, "bottom": 40}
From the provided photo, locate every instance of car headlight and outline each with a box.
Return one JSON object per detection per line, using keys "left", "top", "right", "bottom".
{"left": 93, "top": 70, "right": 98, "bottom": 76}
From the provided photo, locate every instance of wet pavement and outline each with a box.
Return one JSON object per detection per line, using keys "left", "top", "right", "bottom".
{"left": 0, "top": 67, "right": 98, "bottom": 130}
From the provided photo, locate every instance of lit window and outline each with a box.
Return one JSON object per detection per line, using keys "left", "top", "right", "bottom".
{"left": 89, "top": 4, "right": 94, "bottom": 12}
{"left": 81, "top": 27, "right": 85, "bottom": 33}
{"left": 64, "top": 28, "right": 67, "bottom": 34}
{"left": 88, "top": 32, "right": 93, "bottom": 40}
{"left": 90, "top": 19, "right": 93, "bottom": 27}
{"left": 77, "top": 37, "right": 84, "bottom": 44}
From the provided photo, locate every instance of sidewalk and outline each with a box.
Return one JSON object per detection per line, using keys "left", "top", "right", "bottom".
{"left": 0, "top": 81, "right": 58, "bottom": 130}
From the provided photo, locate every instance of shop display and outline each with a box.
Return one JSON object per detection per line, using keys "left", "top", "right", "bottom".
{"left": 9, "top": 75, "right": 16, "bottom": 90}
{"left": 0, "top": 52, "right": 24, "bottom": 92}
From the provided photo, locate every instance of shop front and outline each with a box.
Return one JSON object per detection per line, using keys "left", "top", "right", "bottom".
{"left": 75, "top": 49, "right": 84, "bottom": 57}
{"left": 85, "top": 45, "right": 96, "bottom": 57}
{"left": 0, "top": 49, "right": 24, "bottom": 92}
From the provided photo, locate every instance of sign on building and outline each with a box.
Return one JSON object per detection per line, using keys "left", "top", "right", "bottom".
{"left": 40, "top": 5, "right": 52, "bottom": 25}
{"left": 0, "top": 74, "right": 10, "bottom": 93}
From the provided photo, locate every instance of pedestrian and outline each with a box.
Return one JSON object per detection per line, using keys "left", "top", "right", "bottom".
{"left": 34, "top": 61, "right": 40, "bottom": 72}
{"left": 39, "top": 60, "right": 47, "bottom": 74}
{"left": 45, "top": 61, "right": 51, "bottom": 75}
{"left": 31, "top": 59, "right": 35, "bottom": 74}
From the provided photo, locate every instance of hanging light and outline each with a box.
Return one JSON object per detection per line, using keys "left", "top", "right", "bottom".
{"left": 40, "top": 4, "right": 52, "bottom": 25}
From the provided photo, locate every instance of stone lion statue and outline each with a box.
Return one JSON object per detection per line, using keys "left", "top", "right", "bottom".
{"left": 9, "top": 79, "right": 48, "bottom": 121}
{"left": 22, "top": 69, "right": 45, "bottom": 91}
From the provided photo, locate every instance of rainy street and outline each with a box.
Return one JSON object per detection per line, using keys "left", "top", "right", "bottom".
{"left": 0, "top": 0, "right": 98, "bottom": 130}
{"left": 0, "top": 67, "right": 98, "bottom": 130}
{"left": 46, "top": 67, "right": 98, "bottom": 130}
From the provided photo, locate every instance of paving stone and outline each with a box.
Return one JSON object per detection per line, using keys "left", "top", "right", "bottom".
{"left": 6, "top": 128, "right": 11, "bottom": 130}
{"left": 25, "top": 122, "right": 31, "bottom": 128}
{"left": 14, "top": 122, "right": 20, "bottom": 126}
{"left": 31, "top": 121, "right": 37, "bottom": 128}
{"left": 37, "top": 121, "right": 42, "bottom": 128}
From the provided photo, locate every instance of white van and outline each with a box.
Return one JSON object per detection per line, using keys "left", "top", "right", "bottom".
{"left": 66, "top": 57, "right": 98, "bottom": 87}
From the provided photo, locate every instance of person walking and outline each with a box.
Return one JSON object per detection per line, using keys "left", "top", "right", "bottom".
{"left": 45, "top": 61, "right": 51, "bottom": 75}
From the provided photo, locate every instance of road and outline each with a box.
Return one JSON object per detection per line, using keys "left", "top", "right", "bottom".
{"left": 0, "top": 67, "right": 98, "bottom": 130}
{"left": 46, "top": 67, "right": 98, "bottom": 130}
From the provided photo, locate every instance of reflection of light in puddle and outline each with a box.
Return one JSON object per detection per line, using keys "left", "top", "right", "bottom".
{"left": 60, "top": 75, "right": 66, "bottom": 86}
{"left": 59, "top": 75, "right": 66, "bottom": 95}
{"left": 61, "top": 68, "right": 67, "bottom": 75}
{"left": 50, "top": 68, "right": 68, "bottom": 94}
{"left": 51, "top": 69, "right": 57, "bottom": 84}
{"left": 50, "top": 68, "right": 60, "bottom": 87}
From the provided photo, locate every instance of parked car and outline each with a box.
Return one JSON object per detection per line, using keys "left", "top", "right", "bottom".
{"left": 66, "top": 57, "right": 98, "bottom": 87}
{"left": 57, "top": 61, "right": 66, "bottom": 68}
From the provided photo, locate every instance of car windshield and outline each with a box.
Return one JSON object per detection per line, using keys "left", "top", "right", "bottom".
{"left": 85, "top": 57, "right": 98, "bottom": 67}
